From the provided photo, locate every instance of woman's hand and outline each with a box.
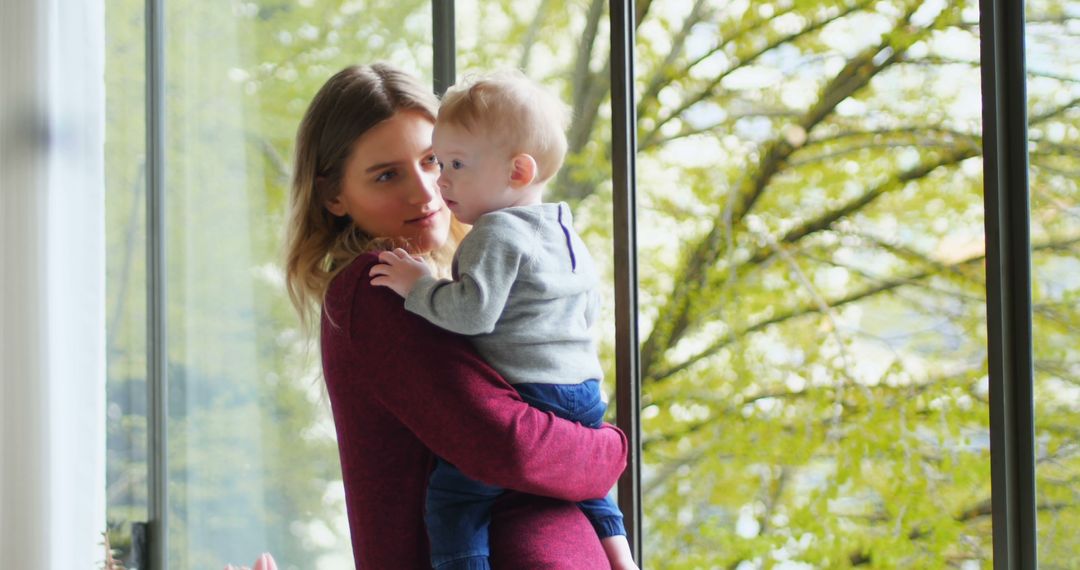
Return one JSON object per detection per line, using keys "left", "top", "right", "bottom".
{"left": 369, "top": 247, "right": 433, "bottom": 298}
{"left": 223, "top": 553, "right": 277, "bottom": 570}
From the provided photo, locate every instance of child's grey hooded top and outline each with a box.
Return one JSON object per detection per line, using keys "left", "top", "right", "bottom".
{"left": 405, "top": 202, "right": 603, "bottom": 385}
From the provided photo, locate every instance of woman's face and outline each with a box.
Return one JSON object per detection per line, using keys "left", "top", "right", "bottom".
{"left": 325, "top": 110, "right": 450, "bottom": 254}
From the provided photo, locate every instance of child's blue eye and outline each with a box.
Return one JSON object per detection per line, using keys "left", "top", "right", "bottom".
{"left": 452, "top": 159, "right": 464, "bottom": 170}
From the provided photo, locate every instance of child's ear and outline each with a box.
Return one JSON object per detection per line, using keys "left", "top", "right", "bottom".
{"left": 509, "top": 154, "right": 538, "bottom": 189}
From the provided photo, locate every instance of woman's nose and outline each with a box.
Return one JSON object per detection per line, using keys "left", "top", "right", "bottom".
{"left": 407, "top": 164, "right": 440, "bottom": 204}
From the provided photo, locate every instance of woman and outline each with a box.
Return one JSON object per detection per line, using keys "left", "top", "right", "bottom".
{"left": 284, "top": 63, "right": 628, "bottom": 569}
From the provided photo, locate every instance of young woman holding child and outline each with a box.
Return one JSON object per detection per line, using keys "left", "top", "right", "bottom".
{"left": 283, "top": 63, "right": 629, "bottom": 569}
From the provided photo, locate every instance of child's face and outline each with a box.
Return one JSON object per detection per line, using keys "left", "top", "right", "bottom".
{"left": 431, "top": 123, "right": 518, "bottom": 225}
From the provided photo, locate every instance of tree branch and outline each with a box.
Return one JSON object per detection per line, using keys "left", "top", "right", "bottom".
{"left": 651, "top": 234, "right": 1080, "bottom": 383}
{"left": 106, "top": 160, "right": 146, "bottom": 357}
{"left": 756, "top": 147, "right": 979, "bottom": 260}
{"left": 639, "top": 1, "right": 949, "bottom": 377}
{"left": 250, "top": 133, "right": 290, "bottom": 185}
{"left": 517, "top": 0, "right": 553, "bottom": 71}
{"left": 636, "top": 0, "right": 714, "bottom": 120}
{"left": 641, "top": 85, "right": 1080, "bottom": 379}
{"left": 641, "top": 0, "right": 874, "bottom": 149}
{"left": 729, "top": 1, "right": 943, "bottom": 224}
{"left": 569, "top": 0, "right": 604, "bottom": 123}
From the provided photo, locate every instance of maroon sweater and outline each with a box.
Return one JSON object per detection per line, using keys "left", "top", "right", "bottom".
{"left": 321, "top": 252, "right": 629, "bottom": 569}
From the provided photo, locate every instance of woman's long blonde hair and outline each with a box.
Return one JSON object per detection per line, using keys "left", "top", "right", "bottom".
{"left": 284, "top": 63, "right": 465, "bottom": 329}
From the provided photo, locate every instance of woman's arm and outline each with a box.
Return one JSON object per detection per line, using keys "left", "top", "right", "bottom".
{"left": 334, "top": 254, "right": 627, "bottom": 502}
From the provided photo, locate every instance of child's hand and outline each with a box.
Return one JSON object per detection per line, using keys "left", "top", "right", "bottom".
{"left": 601, "top": 535, "right": 638, "bottom": 570}
{"left": 369, "top": 248, "right": 432, "bottom": 298}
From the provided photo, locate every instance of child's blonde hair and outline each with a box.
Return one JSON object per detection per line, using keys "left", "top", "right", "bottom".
{"left": 438, "top": 70, "right": 571, "bottom": 184}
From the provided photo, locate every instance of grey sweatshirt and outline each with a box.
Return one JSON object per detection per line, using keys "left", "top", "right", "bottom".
{"left": 405, "top": 203, "right": 603, "bottom": 386}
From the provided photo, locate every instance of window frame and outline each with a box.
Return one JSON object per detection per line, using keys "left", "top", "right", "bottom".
{"left": 609, "top": 0, "right": 644, "bottom": 563}
{"left": 979, "top": 0, "right": 1039, "bottom": 567}
{"left": 145, "top": 0, "right": 167, "bottom": 567}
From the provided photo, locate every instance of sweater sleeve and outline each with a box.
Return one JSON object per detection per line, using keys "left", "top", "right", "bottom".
{"left": 344, "top": 256, "right": 627, "bottom": 502}
{"left": 403, "top": 217, "right": 527, "bottom": 335}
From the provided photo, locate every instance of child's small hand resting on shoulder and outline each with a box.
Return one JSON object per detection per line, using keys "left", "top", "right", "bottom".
{"left": 369, "top": 247, "right": 432, "bottom": 298}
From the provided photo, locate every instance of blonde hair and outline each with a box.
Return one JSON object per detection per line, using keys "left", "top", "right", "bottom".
{"left": 284, "top": 63, "right": 467, "bottom": 329}
{"left": 437, "top": 70, "right": 571, "bottom": 183}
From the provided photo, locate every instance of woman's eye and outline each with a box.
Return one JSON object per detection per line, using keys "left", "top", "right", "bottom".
{"left": 452, "top": 159, "right": 463, "bottom": 170}
{"left": 375, "top": 170, "right": 396, "bottom": 182}
{"left": 424, "top": 154, "right": 439, "bottom": 166}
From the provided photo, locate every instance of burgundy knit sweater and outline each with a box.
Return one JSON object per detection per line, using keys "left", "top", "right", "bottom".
{"left": 321, "top": 252, "right": 629, "bottom": 569}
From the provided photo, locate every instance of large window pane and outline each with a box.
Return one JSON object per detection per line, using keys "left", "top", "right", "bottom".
{"left": 635, "top": 1, "right": 992, "bottom": 566}
{"left": 105, "top": 1, "right": 434, "bottom": 568}
{"left": 162, "top": 2, "right": 433, "bottom": 567}
{"left": 1026, "top": 0, "right": 1080, "bottom": 564}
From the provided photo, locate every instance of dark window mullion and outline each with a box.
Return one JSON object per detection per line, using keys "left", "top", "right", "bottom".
{"left": 610, "top": 0, "right": 643, "bottom": 563}
{"left": 145, "top": 0, "right": 168, "bottom": 567}
{"left": 978, "top": 0, "right": 1038, "bottom": 568}
{"left": 433, "top": 0, "right": 455, "bottom": 96}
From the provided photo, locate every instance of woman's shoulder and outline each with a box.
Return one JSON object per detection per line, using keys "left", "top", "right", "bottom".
{"left": 323, "top": 252, "right": 397, "bottom": 330}
{"left": 328, "top": 251, "right": 381, "bottom": 295}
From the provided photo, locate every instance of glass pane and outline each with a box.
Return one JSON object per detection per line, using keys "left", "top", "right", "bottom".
{"left": 105, "top": 0, "right": 149, "bottom": 565}
{"left": 1025, "top": 0, "right": 1080, "bottom": 564}
{"left": 160, "top": 1, "right": 432, "bottom": 567}
{"left": 635, "top": 1, "right": 992, "bottom": 567}
{"left": 454, "top": 0, "right": 617, "bottom": 457}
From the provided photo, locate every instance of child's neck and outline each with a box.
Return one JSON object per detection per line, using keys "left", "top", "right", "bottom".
{"left": 507, "top": 183, "right": 545, "bottom": 208}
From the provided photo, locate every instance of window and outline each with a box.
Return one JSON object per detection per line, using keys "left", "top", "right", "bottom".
{"left": 105, "top": 0, "right": 1077, "bottom": 567}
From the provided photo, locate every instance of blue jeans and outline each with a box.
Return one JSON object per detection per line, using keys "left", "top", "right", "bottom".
{"left": 425, "top": 380, "right": 626, "bottom": 570}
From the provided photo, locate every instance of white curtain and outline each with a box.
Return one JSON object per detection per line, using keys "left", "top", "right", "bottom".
{"left": 0, "top": 0, "right": 106, "bottom": 567}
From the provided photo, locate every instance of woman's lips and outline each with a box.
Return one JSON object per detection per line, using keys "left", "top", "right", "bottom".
{"left": 406, "top": 210, "right": 440, "bottom": 225}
